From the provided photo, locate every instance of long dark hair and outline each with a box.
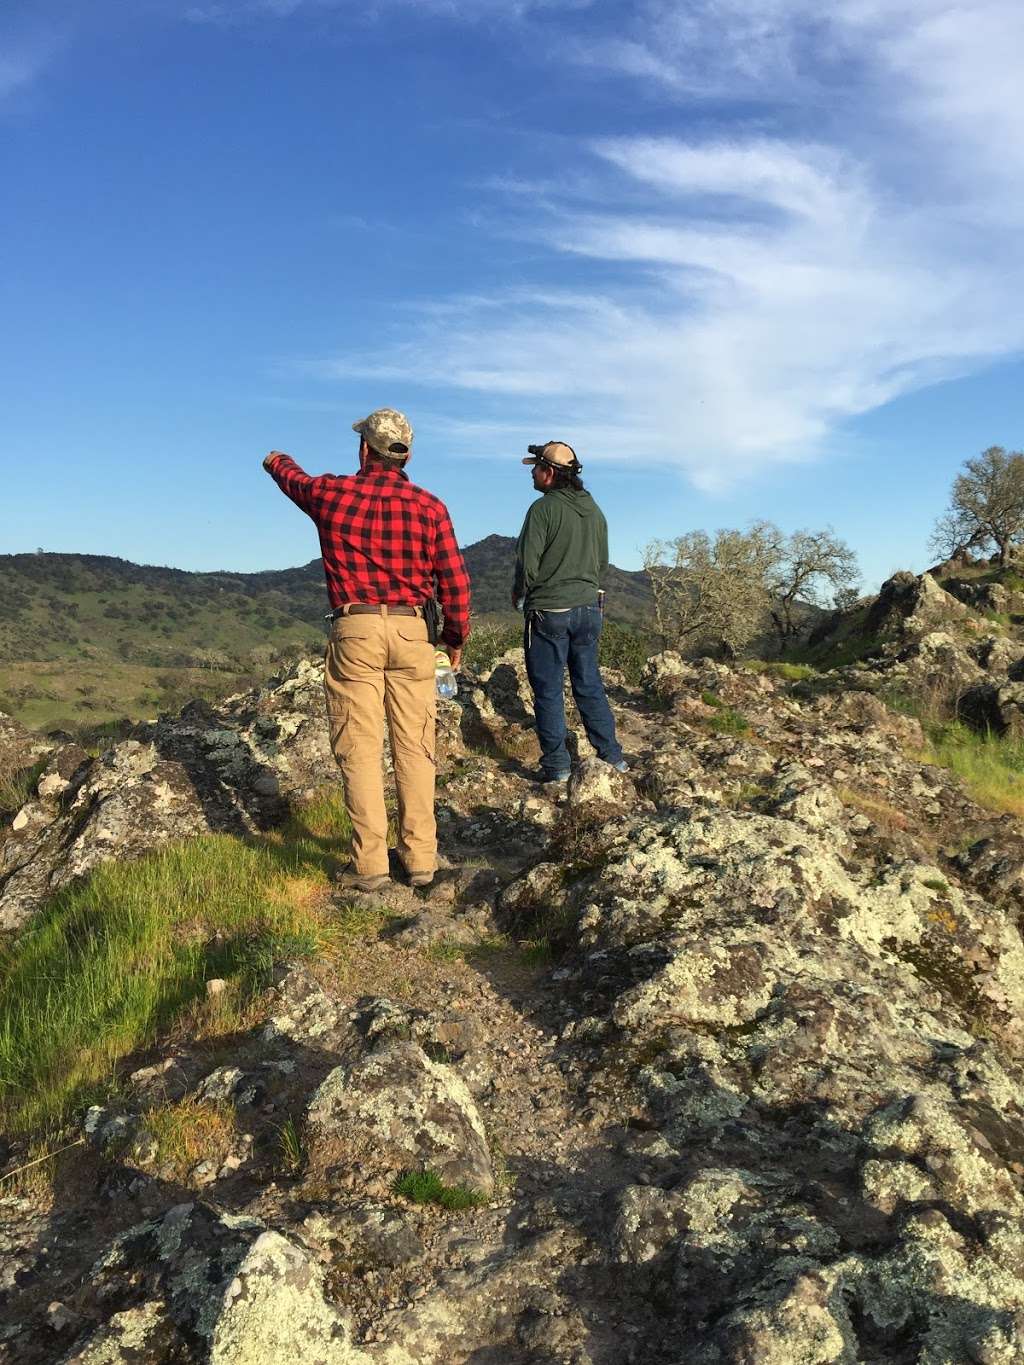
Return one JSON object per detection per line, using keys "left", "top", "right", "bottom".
{"left": 550, "top": 467, "right": 585, "bottom": 492}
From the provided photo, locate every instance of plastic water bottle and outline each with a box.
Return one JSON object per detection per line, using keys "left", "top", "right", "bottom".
{"left": 434, "top": 650, "right": 458, "bottom": 701}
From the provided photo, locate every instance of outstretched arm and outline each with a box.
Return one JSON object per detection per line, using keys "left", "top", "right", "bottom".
{"left": 263, "top": 451, "right": 321, "bottom": 517}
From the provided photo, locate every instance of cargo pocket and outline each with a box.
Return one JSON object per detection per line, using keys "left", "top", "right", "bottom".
{"left": 325, "top": 695, "right": 352, "bottom": 766}
{"left": 420, "top": 711, "right": 436, "bottom": 767}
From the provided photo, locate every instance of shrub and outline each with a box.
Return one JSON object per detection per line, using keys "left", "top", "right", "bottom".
{"left": 463, "top": 622, "right": 521, "bottom": 673}
{"left": 598, "top": 622, "right": 656, "bottom": 684}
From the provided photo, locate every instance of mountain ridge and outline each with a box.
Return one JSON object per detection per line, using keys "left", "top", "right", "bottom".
{"left": 0, "top": 539, "right": 652, "bottom": 729}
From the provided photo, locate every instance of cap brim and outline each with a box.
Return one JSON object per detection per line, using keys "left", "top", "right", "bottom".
{"left": 352, "top": 419, "right": 366, "bottom": 433}
{"left": 522, "top": 456, "right": 539, "bottom": 465}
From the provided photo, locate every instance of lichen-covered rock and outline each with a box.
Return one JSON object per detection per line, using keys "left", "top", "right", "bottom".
{"left": 893, "top": 630, "right": 986, "bottom": 697}
{"left": 7, "top": 636, "right": 1024, "bottom": 1365}
{"left": 59, "top": 1301, "right": 179, "bottom": 1364}
{"left": 262, "top": 963, "right": 355, "bottom": 1051}
{"left": 75, "top": 1203, "right": 368, "bottom": 1365}
{"left": 0, "top": 712, "right": 56, "bottom": 812}
{"left": 866, "top": 570, "right": 970, "bottom": 641}
{"left": 0, "top": 651, "right": 426, "bottom": 929}
{"left": 210, "top": 1230, "right": 369, "bottom": 1365}
{"left": 610, "top": 1186, "right": 689, "bottom": 1265}
{"left": 498, "top": 860, "right": 569, "bottom": 918}
{"left": 976, "top": 632, "right": 1023, "bottom": 676}
{"left": 307, "top": 1040, "right": 494, "bottom": 1194}
{"left": 566, "top": 757, "right": 636, "bottom": 817}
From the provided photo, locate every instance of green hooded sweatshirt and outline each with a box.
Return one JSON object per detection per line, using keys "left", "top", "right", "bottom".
{"left": 512, "top": 487, "right": 609, "bottom": 612}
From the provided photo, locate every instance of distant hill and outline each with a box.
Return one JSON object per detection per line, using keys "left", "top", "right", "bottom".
{"left": 461, "top": 534, "right": 652, "bottom": 624}
{"left": 0, "top": 541, "right": 651, "bottom": 667}
{"left": 0, "top": 543, "right": 652, "bottom": 730}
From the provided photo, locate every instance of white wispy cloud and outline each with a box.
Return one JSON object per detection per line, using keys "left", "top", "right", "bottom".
{"left": 317, "top": 0, "right": 1024, "bottom": 486}
{"left": 184, "top": 0, "right": 588, "bottom": 24}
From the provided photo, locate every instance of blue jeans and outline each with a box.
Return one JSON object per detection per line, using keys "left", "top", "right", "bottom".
{"left": 524, "top": 604, "right": 624, "bottom": 778}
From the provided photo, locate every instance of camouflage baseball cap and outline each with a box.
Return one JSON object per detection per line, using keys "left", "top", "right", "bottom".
{"left": 352, "top": 408, "right": 414, "bottom": 458}
{"left": 522, "top": 440, "right": 580, "bottom": 469}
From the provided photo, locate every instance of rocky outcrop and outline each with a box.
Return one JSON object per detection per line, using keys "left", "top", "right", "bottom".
{"left": 62, "top": 1203, "right": 370, "bottom": 1365}
{"left": 945, "top": 576, "right": 1024, "bottom": 619}
{"left": 0, "top": 657, "right": 479, "bottom": 931}
{"left": 4, "top": 645, "right": 1024, "bottom": 1365}
{"left": 960, "top": 680, "right": 1024, "bottom": 738}
{"left": 864, "top": 570, "right": 970, "bottom": 641}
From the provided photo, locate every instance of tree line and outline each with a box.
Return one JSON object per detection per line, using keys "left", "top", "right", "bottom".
{"left": 644, "top": 443, "right": 1022, "bottom": 658}
{"left": 643, "top": 523, "right": 858, "bottom": 658}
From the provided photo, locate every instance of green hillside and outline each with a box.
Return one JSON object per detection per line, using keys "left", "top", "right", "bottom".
{"left": 461, "top": 534, "right": 653, "bottom": 625}
{"left": 0, "top": 542, "right": 653, "bottom": 731}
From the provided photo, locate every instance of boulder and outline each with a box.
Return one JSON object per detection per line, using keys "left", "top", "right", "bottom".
{"left": 60, "top": 1302, "right": 178, "bottom": 1364}
{"left": 893, "top": 631, "right": 986, "bottom": 699}
{"left": 307, "top": 1040, "right": 494, "bottom": 1195}
{"left": 0, "top": 652, "right": 424, "bottom": 930}
{"left": 565, "top": 757, "right": 636, "bottom": 818}
{"left": 866, "top": 571, "right": 970, "bottom": 641}
{"left": 974, "top": 633, "right": 1023, "bottom": 675}
{"left": 460, "top": 648, "right": 601, "bottom": 765}
{"left": 945, "top": 578, "right": 1011, "bottom": 614}
{"left": 0, "top": 712, "right": 56, "bottom": 814}
{"left": 73, "top": 1203, "right": 368, "bottom": 1365}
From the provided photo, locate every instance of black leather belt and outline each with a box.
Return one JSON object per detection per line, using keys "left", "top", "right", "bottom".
{"left": 330, "top": 604, "right": 421, "bottom": 620}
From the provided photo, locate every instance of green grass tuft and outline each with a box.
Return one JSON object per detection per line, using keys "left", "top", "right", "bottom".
{"left": 0, "top": 755, "right": 49, "bottom": 818}
{"left": 740, "top": 660, "right": 818, "bottom": 682}
{"left": 883, "top": 687, "right": 1024, "bottom": 818}
{"left": 520, "top": 937, "right": 554, "bottom": 967}
{"left": 0, "top": 789, "right": 356, "bottom": 1135}
{"left": 707, "top": 706, "right": 751, "bottom": 736}
{"left": 392, "top": 1168, "right": 486, "bottom": 1210}
{"left": 276, "top": 1116, "right": 305, "bottom": 1174}
{"left": 923, "top": 720, "right": 1024, "bottom": 817}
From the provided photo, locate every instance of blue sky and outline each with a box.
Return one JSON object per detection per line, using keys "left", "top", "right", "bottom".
{"left": 2, "top": 0, "right": 1022, "bottom": 594}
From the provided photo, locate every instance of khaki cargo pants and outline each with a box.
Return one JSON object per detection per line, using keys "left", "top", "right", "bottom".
{"left": 324, "top": 608, "right": 436, "bottom": 877}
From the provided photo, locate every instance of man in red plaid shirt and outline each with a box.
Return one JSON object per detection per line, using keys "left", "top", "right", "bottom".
{"left": 264, "top": 408, "right": 470, "bottom": 892}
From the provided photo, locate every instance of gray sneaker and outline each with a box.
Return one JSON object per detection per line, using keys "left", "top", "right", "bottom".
{"left": 610, "top": 759, "right": 630, "bottom": 774}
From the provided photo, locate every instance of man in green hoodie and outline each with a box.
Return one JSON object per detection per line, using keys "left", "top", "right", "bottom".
{"left": 512, "top": 441, "right": 627, "bottom": 785}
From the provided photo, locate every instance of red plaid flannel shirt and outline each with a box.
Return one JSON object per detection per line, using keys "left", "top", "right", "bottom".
{"left": 265, "top": 454, "right": 471, "bottom": 647}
